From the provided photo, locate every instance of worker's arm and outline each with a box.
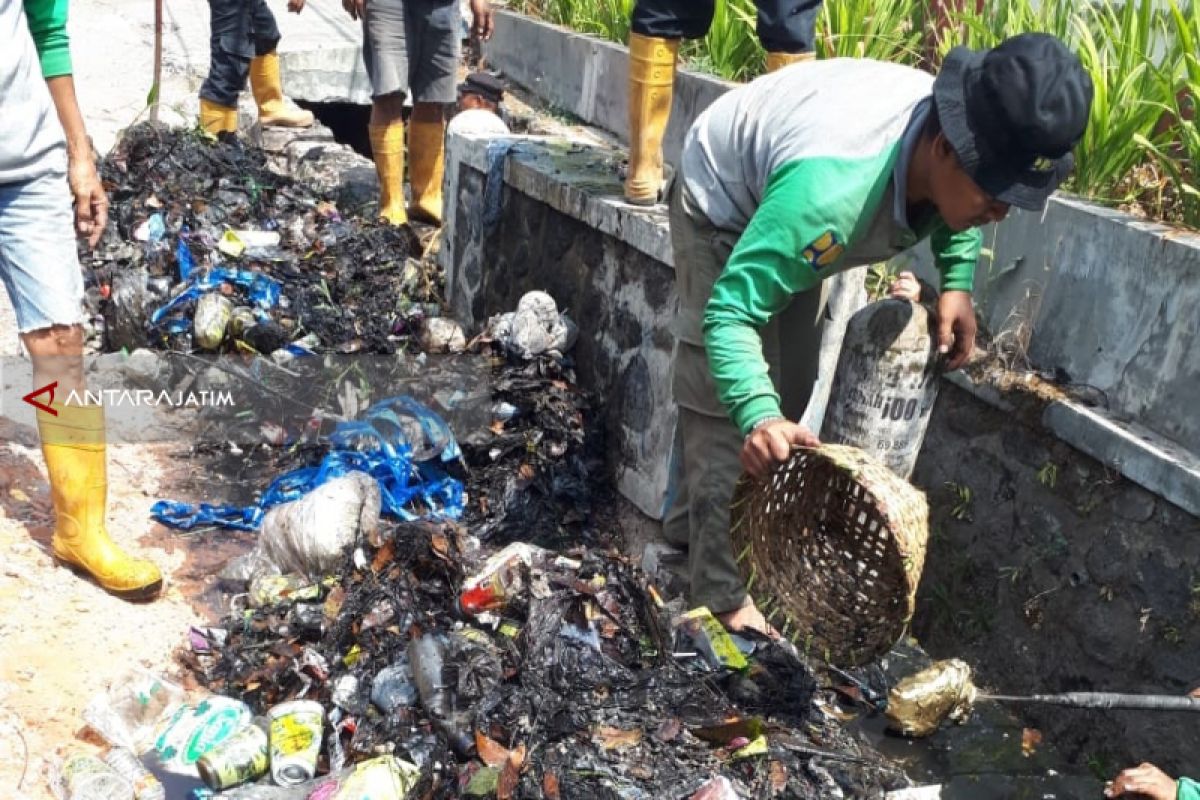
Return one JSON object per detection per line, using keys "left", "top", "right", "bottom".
{"left": 702, "top": 157, "right": 879, "bottom": 436}
{"left": 1178, "top": 777, "right": 1200, "bottom": 800}
{"left": 24, "top": 0, "right": 107, "bottom": 247}
{"left": 928, "top": 221, "right": 982, "bottom": 370}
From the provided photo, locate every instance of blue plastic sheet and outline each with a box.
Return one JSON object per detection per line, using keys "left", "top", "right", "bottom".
{"left": 152, "top": 395, "right": 464, "bottom": 531}
{"left": 176, "top": 233, "right": 196, "bottom": 281}
{"left": 149, "top": 266, "right": 282, "bottom": 327}
{"left": 484, "top": 140, "right": 527, "bottom": 229}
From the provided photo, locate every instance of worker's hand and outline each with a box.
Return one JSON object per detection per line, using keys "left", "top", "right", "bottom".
{"left": 67, "top": 151, "right": 108, "bottom": 249}
{"left": 936, "top": 289, "right": 976, "bottom": 371}
{"left": 470, "top": 0, "right": 494, "bottom": 41}
{"left": 1104, "top": 763, "right": 1177, "bottom": 799}
{"left": 287, "top": 0, "right": 305, "bottom": 13}
{"left": 1189, "top": 686, "right": 1200, "bottom": 698}
{"left": 741, "top": 419, "right": 819, "bottom": 480}
{"left": 342, "top": 0, "right": 365, "bottom": 21}
{"left": 889, "top": 271, "right": 922, "bottom": 303}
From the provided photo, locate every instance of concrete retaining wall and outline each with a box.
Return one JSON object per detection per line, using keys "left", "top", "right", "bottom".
{"left": 483, "top": 10, "right": 732, "bottom": 169}
{"left": 980, "top": 197, "right": 1200, "bottom": 453}
{"left": 480, "top": 7, "right": 1200, "bottom": 517}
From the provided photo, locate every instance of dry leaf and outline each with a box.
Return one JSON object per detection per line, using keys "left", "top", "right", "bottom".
{"left": 371, "top": 540, "right": 396, "bottom": 573}
{"left": 475, "top": 731, "right": 510, "bottom": 768}
{"left": 323, "top": 586, "right": 346, "bottom": 620}
{"left": 768, "top": 761, "right": 788, "bottom": 794}
{"left": 497, "top": 744, "right": 526, "bottom": 799}
{"left": 596, "top": 726, "right": 643, "bottom": 751}
{"left": 1021, "top": 727, "right": 1043, "bottom": 757}
{"left": 654, "top": 718, "right": 683, "bottom": 742}
{"left": 431, "top": 532, "right": 450, "bottom": 556}
{"left": 542, "top": 772, "right": 561, "bottom": 800}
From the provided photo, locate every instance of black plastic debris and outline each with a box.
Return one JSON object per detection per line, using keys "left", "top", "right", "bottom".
{"left": 87, "top": 123, "right": 434, "bottom": 357}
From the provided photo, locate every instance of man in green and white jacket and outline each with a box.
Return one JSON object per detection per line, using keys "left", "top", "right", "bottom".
{"left": 667, "top": 33, "right": 1093, "bottom": 634}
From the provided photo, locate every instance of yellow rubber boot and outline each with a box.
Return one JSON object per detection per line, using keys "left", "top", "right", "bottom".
{"left": 625, "top": 33, "right": 679, "bottom": 205}
{"left": 249, "top": 52, "right": 314, "bottom": 127}
{"left": 765, "top": 51, "right": 815, "bottom": 72}
{"left": 199, "top": 97, "right": 238, "bottom": 135}
{"left": 37, "top": 403, "right": 163, "bottom": 601}
{"left": 408, "top": 115, "right": 446, "bottom": 226}
{"left": 369, "top": 122, "right": 408, "bottom": 225}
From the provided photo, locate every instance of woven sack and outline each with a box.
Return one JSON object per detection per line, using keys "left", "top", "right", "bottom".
{"left": 730, "top": 444, "right": 929, "bottom": 666}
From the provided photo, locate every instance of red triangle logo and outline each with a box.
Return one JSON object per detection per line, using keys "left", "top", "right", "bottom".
{"left": 22, "top": 382, "right": 57, "bottom": 415}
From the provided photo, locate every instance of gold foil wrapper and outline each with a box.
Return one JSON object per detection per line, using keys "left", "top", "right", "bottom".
{"left": 885, "top": 659, "right": 977, "bottom": 737}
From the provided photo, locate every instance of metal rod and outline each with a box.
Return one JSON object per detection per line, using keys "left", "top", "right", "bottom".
{"left": 980, "top": 692, "right": 1200, "bottom": 712}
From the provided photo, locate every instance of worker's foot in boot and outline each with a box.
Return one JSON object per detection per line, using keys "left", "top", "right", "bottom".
{"left": 259, "top": 98, "right": 314, "bottom": 128}
{"left": 717, "top": 598, "right": 779, "bottom": 639}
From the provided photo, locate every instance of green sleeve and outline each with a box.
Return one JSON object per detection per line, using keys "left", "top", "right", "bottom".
{"left": 1178, "top": 777, "right": 1200, "bottom": 800}
{"left": 23, "top": 0, "right": 72, "bottom": 77}
{"left": 929, "top": 221, "right": 981, "bottom": 293}
{"left": 702, "top": 157, "right": 883, "bottom": 435}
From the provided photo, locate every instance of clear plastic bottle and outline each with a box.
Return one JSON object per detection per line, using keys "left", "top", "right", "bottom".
{"left": 103, "top": 747, "right": 165, "bottom": 800}
{"left": 81, "top": 668, "right": 185, "bottom": 752}
{"left": 59, "top": 752, "right": 134, "bottom": 800}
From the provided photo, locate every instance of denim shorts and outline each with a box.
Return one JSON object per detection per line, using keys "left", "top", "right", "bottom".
{"left": 0, "top": 171, "right": 85, "bottom": 333}
{"left": 362, "top": 0, "right": 460, "bottom": 103}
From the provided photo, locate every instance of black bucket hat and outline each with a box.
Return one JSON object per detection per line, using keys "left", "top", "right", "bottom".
{"left": 933, "top": 33, "right": 1094, "bottom": 210}
{"left": 458, "top": 72, "right": 505, "bottom": 105}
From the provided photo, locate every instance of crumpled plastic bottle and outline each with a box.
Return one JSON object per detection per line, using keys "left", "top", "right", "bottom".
{"left": 81, "top": 669, "right": 185, "bottom": 753}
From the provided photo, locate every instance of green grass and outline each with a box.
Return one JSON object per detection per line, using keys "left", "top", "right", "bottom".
{"left": 518, "top": 0, "right": 1198, "bottom": 227}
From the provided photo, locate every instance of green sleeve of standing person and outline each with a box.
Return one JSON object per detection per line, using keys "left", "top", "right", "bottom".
{"left": 23, "top": 0, "right": 72, "bottom": 77}
{"left": 702, "top": 155, "right": 981, "bottom": 436}
{"left": 1179, "top": 777, "right": 1200, "bottom": 800}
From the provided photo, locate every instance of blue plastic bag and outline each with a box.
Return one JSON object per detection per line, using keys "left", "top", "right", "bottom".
{"left": 152, "top": 395, "right": 464, "bottom": 530}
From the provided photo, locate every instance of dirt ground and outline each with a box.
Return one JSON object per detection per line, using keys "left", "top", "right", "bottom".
{"left": 0, "top": 407, "right": 221, "bottom": 799}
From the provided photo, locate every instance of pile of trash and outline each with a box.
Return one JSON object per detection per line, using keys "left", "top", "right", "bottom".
{"left": 64, "top": 522, "right": 907, "bottom": 799}
{"left": 88, "top": 123, "right": 435, "bottom": 358}
{"left": 56, "top": 129, "right": 913, "bottom": 799}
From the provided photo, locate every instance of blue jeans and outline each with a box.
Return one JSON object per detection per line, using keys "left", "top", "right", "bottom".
{"left": 0, "top": 171, "right": 84, "bottom": 333}
{"left": 199, "top": 0, "right": 282, "bottom": 106}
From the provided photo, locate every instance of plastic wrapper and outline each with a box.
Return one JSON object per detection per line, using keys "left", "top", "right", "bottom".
{"left": 672, "top": 607, "right": 749, "bottom": 671}
{"left": 419, "top": 317, "right": 467, "bottom": 353}
{"left": 316, "top": 755, "right": 420, "bottom": 799}
{"left": 255, "top": 472, "right": 381, "bottom": 580}
{"left": 690, "top": 775, "right": 742, "bottom": 800}
{"left": 884, "top": 659, "right": 977, "bottom": 737}
{"left": 82, "top": 668, "right": 185, "bottom": 753}
{"left": 194, "top": 293, "right": 234, "bottom": 350}
{"left": 370, "top": 658, "right": 419, "bottom": 712}
{"left": 486, "top": 290, "right": 578, "bottom": 358}
{"left": 154, "top": 695, "right": 253, "bottom": 774}
{"left": 458, "top": 542, "right": 580, "bottom": 615}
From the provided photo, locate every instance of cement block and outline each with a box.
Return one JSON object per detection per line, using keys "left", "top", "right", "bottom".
{"left": 983, "top": 195, "right": 1200, "bottom": 453}
{"left": 1042, "top": 399, "right": 1200, "bottom": 517}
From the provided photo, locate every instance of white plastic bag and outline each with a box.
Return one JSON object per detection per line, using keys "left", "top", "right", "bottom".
{"left": 256, "top": 472, "right": 381, "bottom": 579}
{"left": 487, "top": 291, "right": 577, "bottom": 358}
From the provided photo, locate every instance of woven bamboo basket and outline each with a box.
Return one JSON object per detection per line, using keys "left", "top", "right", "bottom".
{"left": 730, "top": 444, "right": 929, "bottom": 666}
